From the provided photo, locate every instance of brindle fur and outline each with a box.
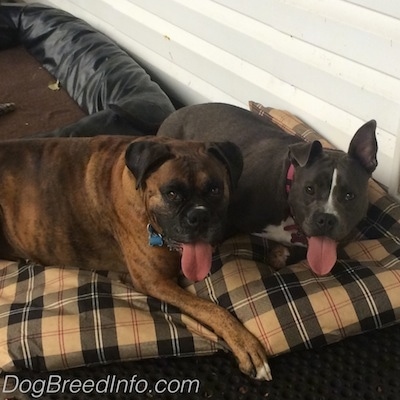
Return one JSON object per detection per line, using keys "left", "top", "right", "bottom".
{"left": 0, "top": 136, "right": 271, "bottom": 380}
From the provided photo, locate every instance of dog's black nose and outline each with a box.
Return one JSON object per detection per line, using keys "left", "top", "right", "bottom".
{"left": 186, "top": 206, "right": 210, "bottom": 228}
{"left": 314, "top": 212, "right": 337, "bottom": 234}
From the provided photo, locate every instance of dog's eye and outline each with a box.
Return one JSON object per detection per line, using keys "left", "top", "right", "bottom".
{"left": 305, "top": 185, "right": 315, "bottom": 195}
{"left": 167, "top": 191, "right": 182, "bottom": 202}
{"left": 209, "top": 186, "right": 221, "bottom": 196}
{"left": 204, "top": 181, "right": 223, "bottom": 198}
{"left": 345, "top": 192, "right": 355, "bottom": 201}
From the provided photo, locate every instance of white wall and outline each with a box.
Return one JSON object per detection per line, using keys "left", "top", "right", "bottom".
{"left": 25, "top": 0, "right": 400, "bottom": 195}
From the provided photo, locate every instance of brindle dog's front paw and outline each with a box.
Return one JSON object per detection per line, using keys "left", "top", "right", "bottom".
{"left": 233, "top": 330, "right": 272, "bottom": 381}
{"left": 256, "top": 361, "right": 273, "bottom": 380}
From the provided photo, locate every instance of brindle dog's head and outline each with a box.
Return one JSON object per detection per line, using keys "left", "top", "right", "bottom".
{"left": 125, "top": 137, "right": 242, "bottom": 281}
{"left": 125, "top": 137, "right": 243, "bottom": 245}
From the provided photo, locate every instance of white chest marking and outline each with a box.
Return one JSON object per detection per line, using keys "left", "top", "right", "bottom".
{"left": 253, "top": 217, "right": 306, "bottom": 247}
{"left": 324, "top": 168, "right": 339, "bottom": 216}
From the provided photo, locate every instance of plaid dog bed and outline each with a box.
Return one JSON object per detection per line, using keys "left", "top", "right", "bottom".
{"left": 1, "top": 104, "right": 399, "bottom": 372}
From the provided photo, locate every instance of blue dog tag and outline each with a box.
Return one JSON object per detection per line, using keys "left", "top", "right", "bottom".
{"left": 147, "top": 224, "right": 164, "bottom": 247}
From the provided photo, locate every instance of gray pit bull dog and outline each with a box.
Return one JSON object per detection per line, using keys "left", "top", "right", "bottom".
{"left": 157, "top": 103, "right": 378, "bottom": 275}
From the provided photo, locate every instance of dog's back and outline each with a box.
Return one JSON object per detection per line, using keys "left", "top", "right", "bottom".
{"left": 0, "top": 137, "right": 133, "bottom": 268}
{"left": 158, "top": 102, "right": 299, "bottom": 147}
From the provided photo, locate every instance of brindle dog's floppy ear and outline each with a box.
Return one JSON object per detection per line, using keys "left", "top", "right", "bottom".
{"left": 348, "top": 119, "right": 378, "bottom": 174}
{"left": 125, "top": 141, "right": 173, "bottom": 189}
{"left": 207, "top": 141, "right": 243, "bottom": 189}
{"left": 288, "top": 140, "right": 323, "bottom": 167}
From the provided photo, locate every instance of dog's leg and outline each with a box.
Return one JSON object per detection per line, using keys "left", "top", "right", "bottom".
{"left": 126, "top": 256, "right": 271, "bottom": 379}
{"left": 116, "top": 227, "right": 271, "bottom": 380}
{"left": 144, "top": 279, "right": 272, "bottom": 380}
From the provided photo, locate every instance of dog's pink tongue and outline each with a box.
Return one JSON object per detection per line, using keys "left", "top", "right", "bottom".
{"left": 307, "top": 236, "right": 338, "bottom": 275}
{"left": 181, "top": 242, "right": 213, "bottom": 281}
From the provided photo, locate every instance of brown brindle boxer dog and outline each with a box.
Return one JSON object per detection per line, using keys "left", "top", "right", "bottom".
{"left": 0, "top": 136, "right": 271, "bottom": 380}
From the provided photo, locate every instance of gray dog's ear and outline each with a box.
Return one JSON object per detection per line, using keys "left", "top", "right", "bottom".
{"left": 348, "top": 120, "right": 378, "bottom": 174}
{"left": 207, "top": 141, "right": 243, "bottom": 190}
{"left": 125, "top": 141, "right": 173, "bottom": 189}
{"left": 288, "top": 140, "right": 323, "bottom": 167}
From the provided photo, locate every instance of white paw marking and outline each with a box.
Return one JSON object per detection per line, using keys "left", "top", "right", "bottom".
{"left": 256, "top": 361, "right": 272, "bottom": 381}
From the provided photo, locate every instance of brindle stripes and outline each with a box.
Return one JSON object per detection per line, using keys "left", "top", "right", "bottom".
{"left": 0, "top": 137, "right": 135, "bottom": 269}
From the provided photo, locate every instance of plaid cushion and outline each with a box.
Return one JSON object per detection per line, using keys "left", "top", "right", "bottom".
{"left": 1, "top": 104, "right": 399, "bottom": 372}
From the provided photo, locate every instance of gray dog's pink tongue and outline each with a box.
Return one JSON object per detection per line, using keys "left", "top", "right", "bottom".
{"left": 307, "top": 236, "right": 338, "bottom": 275}
{"left": 181, "top": 242, "right": 213, "bottom": 281}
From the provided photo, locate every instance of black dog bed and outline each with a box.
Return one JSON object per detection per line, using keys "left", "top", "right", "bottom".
{"left": 0, "top": 3, "right": 175, "bottom": 137}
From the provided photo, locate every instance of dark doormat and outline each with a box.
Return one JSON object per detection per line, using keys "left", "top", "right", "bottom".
{"left": 2, "top": 322, "right": 399, "bottom": 400}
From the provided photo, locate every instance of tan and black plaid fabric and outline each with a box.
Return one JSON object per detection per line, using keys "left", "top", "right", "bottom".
{"left": 0, "top": 104, "right": 399, "bottom": 372}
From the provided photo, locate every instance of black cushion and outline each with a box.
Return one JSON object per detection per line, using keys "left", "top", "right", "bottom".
{"left": 0, "top": 3, "right": 175, "bottom": 136}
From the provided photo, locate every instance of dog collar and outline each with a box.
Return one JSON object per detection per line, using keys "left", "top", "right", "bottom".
{"left": 286, "top": 163, "right": 295, "bottom": 194}
{"left": 147, "top": 224, "right": 182, "bottom": 252}
{"left": 284, "top": 163, "right": 308, "bottom": 245}
{"left": 147, "top": 224, "right": 164, "bottom": 247}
